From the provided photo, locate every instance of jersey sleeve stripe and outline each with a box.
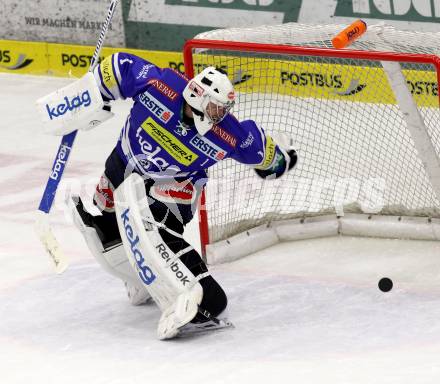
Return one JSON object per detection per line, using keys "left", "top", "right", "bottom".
{"left": 111, "top": 53, "right": 123, "bottom": 99}
{"left": 113, "top": 52, "right": 122, "bottom": 98}
{"left": 251, "top": 123, "right": 272, "bottom": 169}
{"left": 93, "top": 66, "right": 113, "bottom": 100}
{"left": 255, "top": 135, "right": 277, "bottom": 170}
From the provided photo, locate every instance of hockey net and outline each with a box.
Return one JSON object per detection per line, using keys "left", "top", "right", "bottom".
{"left": 183, "top": 23, "right": 440, "bottom": 263}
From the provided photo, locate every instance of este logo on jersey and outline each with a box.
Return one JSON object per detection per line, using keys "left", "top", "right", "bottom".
{"left": 141, "top": 117, "right": 198, "bottom": 166}
{"left": 190, "top": 135, "right": 226, "bottom": 161}
{"left": 139, "top": 91, "right": 174, "bottom": 123}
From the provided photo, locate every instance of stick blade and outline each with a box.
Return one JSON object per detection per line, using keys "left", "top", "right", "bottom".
{"left": 35, "top": 211, "right": 68, "bottom": 274}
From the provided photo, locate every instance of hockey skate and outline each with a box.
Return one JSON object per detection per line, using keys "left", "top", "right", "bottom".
{"left": 175, "top": 312, "right": 234, "bottom": 338}
{"left": 158, "top": 293, "right": 234, "bottom": 339}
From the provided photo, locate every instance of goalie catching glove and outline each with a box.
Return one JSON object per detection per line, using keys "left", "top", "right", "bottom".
{"left": 36, "top": 72, "right": 114, "bottom": 135}
{"left": 255, "top": 133, "right": 298, "bottom": 179}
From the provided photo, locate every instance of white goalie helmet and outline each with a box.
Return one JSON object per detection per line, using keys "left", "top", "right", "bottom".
{"left": 183, "top": 66, "right": 236, "bottom": 135}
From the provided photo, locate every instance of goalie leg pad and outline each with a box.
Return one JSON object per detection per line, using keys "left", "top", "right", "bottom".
{"left": 158, "top": 228, "right": 227, "bottom": 321}
{"left": 71, "top": 195, "right": 150, "bottom": 304}
{"left": 114, "top": 174, "right": 205, "bottom": 338}
{"left": 146, "top": 179, "right": 228, "bottom": 323}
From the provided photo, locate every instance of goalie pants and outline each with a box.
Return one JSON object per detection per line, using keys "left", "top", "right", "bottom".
{"left": 92, "top": 148, "right": 227, "bottom": 322}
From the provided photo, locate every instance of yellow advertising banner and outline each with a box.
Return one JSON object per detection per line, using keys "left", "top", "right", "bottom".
{"left": 45, "top": 43, "right": 184, "bottom": 78}
{"left": 194, "top": 54, "right": 439, "bottom": 108}
{"left": 0, "top": 40, "right": 49, "bottom": 75}
{"left": 0, "top": 39, "right": 183, "bottom": 78}
{"left": 1, "top": 39, "right": 438, "bottom": 108}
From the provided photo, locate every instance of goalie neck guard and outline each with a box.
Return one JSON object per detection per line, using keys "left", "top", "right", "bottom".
{"left": 183, "top": 67, "right": 235, "bottom": 136}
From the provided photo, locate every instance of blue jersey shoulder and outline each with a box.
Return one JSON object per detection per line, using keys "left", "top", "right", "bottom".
{"left": 94, "top": 53, "right": 280, "bottom": 180}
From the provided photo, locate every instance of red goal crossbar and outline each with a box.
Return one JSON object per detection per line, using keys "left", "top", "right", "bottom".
{"left": 183, "top": 38, "right": 440, "bottom": 258}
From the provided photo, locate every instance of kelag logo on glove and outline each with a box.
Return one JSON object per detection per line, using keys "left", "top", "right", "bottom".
{"left": 37, "top": 72, "right": 114, "bottom": 136}
{"left": 46, "top": 90, "right": 92, "bottom": 120}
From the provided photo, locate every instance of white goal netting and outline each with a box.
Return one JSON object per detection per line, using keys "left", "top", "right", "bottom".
{"left": 186, "top": 23, "right": 440, "bottom": 245}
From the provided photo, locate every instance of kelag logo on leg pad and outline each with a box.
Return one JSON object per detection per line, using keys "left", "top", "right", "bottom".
{"left": 120, "top": 208, "right": 156, "bottom": 285}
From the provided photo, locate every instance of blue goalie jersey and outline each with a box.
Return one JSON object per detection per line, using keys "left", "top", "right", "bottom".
{"left": 93, "top": 52, "right": 285, "bottom": 184}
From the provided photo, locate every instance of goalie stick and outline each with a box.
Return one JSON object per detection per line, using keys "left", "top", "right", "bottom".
{"left": 35, "top": 0, "right": 119, "bottom": 273}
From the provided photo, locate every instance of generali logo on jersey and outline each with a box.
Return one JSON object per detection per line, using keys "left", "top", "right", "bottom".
{"left": 147, "top": 79, "right": 178, "bottom": 101}
{"left": 211, "top": 125, "right": 237, "bottom": 148}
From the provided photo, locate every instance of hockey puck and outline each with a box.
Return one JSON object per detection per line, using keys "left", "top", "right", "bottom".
{"left": 378, "top": 277, "right": 393, "bottom": 292}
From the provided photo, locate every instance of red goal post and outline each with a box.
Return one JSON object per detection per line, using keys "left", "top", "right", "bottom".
{"left": 183, "top": 25, "right": 440, "bottom": 263}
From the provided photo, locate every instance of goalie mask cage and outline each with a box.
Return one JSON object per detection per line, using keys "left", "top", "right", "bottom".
{"left": 183, "top": 23, "right": 440, "bottom": 264}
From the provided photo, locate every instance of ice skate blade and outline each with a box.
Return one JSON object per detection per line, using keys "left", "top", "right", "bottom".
{"left": 175, "top": 318, "right": 234, "bottom": 338}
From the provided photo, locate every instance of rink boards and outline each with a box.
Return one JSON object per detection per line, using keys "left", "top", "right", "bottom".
{"left": 1, "top": 39, "right": 439, "bottom": 107}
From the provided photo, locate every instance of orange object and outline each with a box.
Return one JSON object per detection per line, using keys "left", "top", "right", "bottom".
{"left": 332, "top": 19, "right": 367, "bottom": 49}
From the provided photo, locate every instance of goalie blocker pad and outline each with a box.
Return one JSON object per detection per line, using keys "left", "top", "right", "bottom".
{"left": 114, "top": 173, "right": 205, "bottom": 339}
{"left": 36, "top": 72, "right": 114, "bottom": 135}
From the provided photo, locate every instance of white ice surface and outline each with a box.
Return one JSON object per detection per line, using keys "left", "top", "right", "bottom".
{"left": 1, "top": 74, "right": 440, "bottom": 383}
